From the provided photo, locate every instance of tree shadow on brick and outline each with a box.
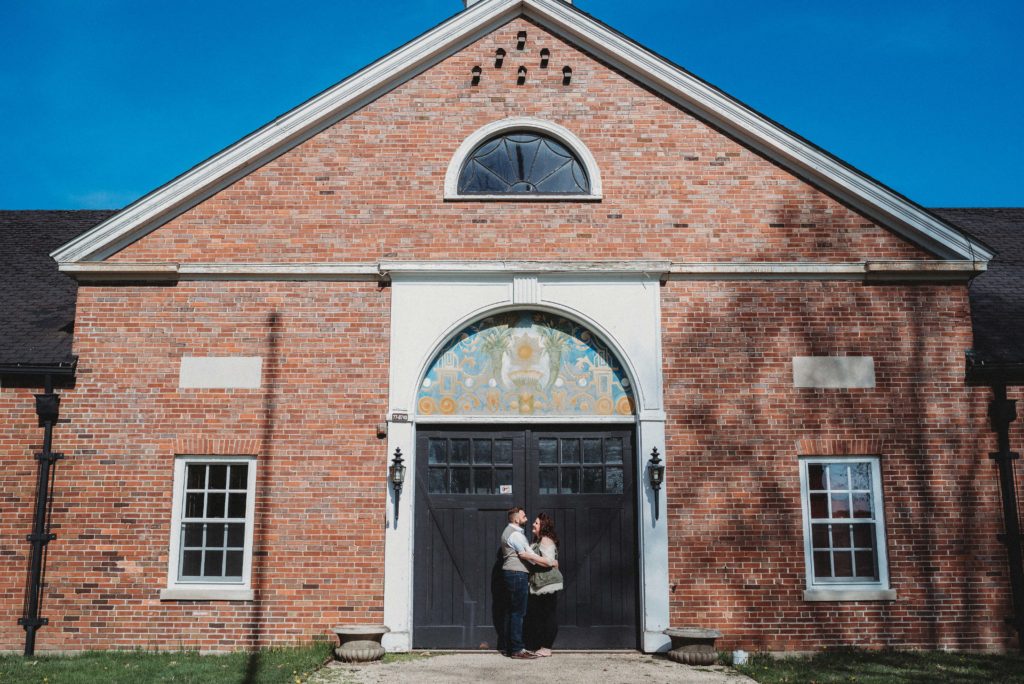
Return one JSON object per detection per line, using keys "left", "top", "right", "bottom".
{"left": 243, "top": 311, "right": 282, "bottom": 684}
{"left": 660, "top": 198, "right": 1005, "bottom": 651}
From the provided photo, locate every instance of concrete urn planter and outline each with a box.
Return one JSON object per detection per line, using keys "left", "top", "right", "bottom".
{"left": 331, "top": 625, "right": 389, "bottom": 663}
{"left": 663, "top": 627, "right": 722, "bottom": 666}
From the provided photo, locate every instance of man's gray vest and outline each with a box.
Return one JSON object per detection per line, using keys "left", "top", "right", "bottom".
{"left": 501, "top": 524, "right": 529, "bottom": 573}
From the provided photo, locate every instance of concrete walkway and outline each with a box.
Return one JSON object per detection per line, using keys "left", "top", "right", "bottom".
{"left": 311, "top": 652, "right": 757, "bottom": 684}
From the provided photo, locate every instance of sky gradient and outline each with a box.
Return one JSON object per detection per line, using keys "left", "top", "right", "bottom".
{"left": 2, "top": 0, "right": 1021, "bottom": 209}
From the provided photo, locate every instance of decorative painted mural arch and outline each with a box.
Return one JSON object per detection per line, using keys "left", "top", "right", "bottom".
{"left": 416, "top": 310, "right": 635, "bottom": 418}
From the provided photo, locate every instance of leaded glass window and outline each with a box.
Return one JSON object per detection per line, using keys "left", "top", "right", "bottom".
{"left": 457, "top": 132, "right": 590, "bottom": 195}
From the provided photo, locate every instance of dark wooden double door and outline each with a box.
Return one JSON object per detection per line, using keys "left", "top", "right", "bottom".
{"left": 413, "top": 426, "right": 637, "bottom": 649}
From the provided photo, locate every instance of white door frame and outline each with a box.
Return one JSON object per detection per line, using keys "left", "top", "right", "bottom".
{"left": 382, "top": 267, "right": 670, "bottom": 653}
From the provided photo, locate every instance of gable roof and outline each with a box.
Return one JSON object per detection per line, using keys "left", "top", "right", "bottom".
{"left": 0, "top": 210, "right": 115, "bottom": 371}
{"left": 51, "top": 0, "right": 992, "bottom": 264}
{"left": 933, "top": 208, "right": 1024, "bottom": 382}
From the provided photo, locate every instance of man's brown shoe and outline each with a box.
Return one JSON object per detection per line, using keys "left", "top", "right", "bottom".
{"left": 511, "top": 650, "right": 538, "bottom": 659}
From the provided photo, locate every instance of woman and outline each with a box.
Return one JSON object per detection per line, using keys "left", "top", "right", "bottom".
{"left": 525, "top": 513, "right": 563, "bottom": 657}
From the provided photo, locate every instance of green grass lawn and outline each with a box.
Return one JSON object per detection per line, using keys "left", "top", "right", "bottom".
{"left": 0, "top": 642, "right": 332, "bottom": 684}
{"left": 736, "top": 648, "right": 1024, "bottom": 684}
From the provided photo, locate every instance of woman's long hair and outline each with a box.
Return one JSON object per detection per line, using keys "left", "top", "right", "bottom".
{"left": 536, "top": 512, "right": 559, "bottom": 546}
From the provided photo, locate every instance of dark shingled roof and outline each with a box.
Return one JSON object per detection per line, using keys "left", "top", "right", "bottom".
{"left": 932, "top": 208, "right": 1024, "bottom": 375}
{"left": 0, "top": 210, "right": 115, "bottom": 369}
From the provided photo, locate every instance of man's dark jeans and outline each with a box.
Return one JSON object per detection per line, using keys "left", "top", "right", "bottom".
{"left": 502, "top": 569, "right": 529, "bottom": 654}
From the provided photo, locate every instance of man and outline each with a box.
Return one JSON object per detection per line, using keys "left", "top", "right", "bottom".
{"left": 500, "top": 507, "right": 557, "bottom": 659}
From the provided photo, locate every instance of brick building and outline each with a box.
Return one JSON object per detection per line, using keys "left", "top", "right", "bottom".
{"left": 3, "top": 0, "right": 1023, "bottom": 654}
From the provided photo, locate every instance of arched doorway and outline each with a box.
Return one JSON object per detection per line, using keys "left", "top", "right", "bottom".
{"left": 411, "top": 311, "right": 639, "bottom": 649}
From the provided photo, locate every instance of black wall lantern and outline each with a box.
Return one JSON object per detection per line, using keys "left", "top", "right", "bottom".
{"left": 648, "top": 447, "right": 665, "bottom": 520}
{"left": 389, "top": 447, "right": 406, "bottom": 522}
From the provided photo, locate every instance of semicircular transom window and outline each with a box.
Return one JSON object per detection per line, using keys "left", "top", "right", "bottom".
{"left": 457, "top": 132, "right": 591, "bottom": 195}
{"left": 418, "top": 311, "right": 634, "bottom": 418}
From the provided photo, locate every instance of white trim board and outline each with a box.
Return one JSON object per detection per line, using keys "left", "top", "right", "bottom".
{"left": 58, "top": 260, "right": 984, "bottom": 283}
{"left": 51, "top": 0, "right": 990, "bottom": 264}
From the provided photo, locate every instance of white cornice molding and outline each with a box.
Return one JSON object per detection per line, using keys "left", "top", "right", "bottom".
{"left": 50, "top": 0, "right": 991, "bottom": 263}
{"left": 58, "top": 259, "right": 984, "bottom": 283}
{"left": 668, "top": 260, "right": 984, "bottom": 281}
{"left": 58, "top": 262, "right": 381, "bottom": 282}
{"left": 443, "top": 116, "right": 603, "bottom": 199}
{"left": 380, "top": 259, "right": 669, "bottom": 276}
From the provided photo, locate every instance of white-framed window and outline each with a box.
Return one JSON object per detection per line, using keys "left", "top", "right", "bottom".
{"left": 799, "top": 456, "right": 894, "bottom": 601}
{"left": 161, "top": 455, "right": 256, "bottom": 601}
{"left": 443, "top": 117, "right": 603, "bottom": 201}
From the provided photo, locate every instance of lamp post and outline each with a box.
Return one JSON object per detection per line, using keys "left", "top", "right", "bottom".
{"left": 389, "top": 448, "right": 406, "bottom": 523}
{"left": 648, "top": 447, "right": 665, "bottom": 521}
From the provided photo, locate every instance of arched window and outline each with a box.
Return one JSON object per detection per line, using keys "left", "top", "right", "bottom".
{"left": 457, "top": 132, "right": 590, "bottom": 194}
{"left": 417, "top": 310, "right": 634, "bottom": 418}
{"left": 444, "top": 117, "right": 602, "bottom": 200}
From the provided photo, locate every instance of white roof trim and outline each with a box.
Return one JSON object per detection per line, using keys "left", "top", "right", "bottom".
{"left": 58, "top": 259, "right": 984, "bottom": 283}
{"left": 51, "top": 0, "right": 993, "bottom": 263}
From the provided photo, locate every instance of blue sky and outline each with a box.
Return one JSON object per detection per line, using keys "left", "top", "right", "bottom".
{"left": 2, "top": 0, "right": 1021, "bottom": 209}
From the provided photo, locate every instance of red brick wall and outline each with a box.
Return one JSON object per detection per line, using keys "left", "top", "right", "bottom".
{"left": 2, "top": 17, "right": 1012, "bottom": 653}
{"left": 0, "top": 281, "right": 390, "bottom": 652}
{"left": 662, "top": 281, "right": 1015, "bottom": 651}
{"left": 112, "top": 18, "right": 925, "bottom": 265}
{"left": 0, "top": 385, "right": 47, "bottom": 649}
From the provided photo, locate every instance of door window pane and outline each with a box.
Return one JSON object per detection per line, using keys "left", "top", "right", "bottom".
{"left": 605, "top": 439, "right": 623, "bottom": 464}
{"left": 561, "top": 440, "right": 580, "bottom": 464}
{"left": 583, "top": 467, "right": 603, "bottom": 493}
{"left": 605, "top": 466, "right": 624, "bottom": 494}
{"left": 428, "top": 439, "right": 447, "bottom": 464}
{"left": 494, "top": 440, "right": 513, "bottom": 464}
{"left": 428, "top": 468, "right": 447, "bottom": 494}
{"left": 495, "top": 468, "right": 513, "bottom": 491}
{"left": 538, "top": 439, "right": 558, "bottom": 464}
{"left": 473, "top": 441, "right": 492, "bottom": 464}
{"left": 539, "top": 468, "right": 558, "bottom": 495}
{"left": 451, "top": 468, "right": 471, "bottom": 494}
{"left": 473, "top": 469, "right": 492, "bottom": 494}
{"left": 450, "top": 440, "right": 470, "bottom": 464}
{"left": 560, "top": 469, "right": 580, "bottom": 494}
{"left": 583, "top": 439, "right": 603, "bottom": 464}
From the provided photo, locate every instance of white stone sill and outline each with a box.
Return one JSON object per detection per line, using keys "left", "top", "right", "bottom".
{"left": 160, "top": 587, "right": 254, "bottom": 601}
{"left": 803, "top": 589, "right": 897, "bottom": 602}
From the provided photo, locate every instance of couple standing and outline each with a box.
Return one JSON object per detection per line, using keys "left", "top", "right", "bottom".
{"left": 500, "top": 507, "right": 563, "bottom": 659}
